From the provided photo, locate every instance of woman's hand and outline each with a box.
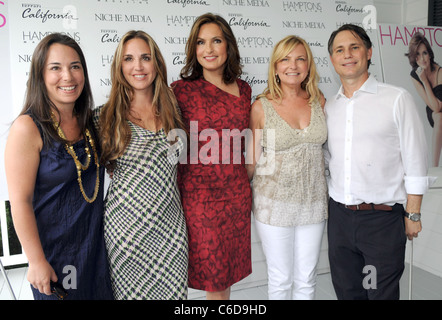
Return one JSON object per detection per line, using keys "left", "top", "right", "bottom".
{"left": 106, "top": 161, "right": 115, "bottom": 179}
{"left": 27, "top": 259, "right": 58, "bottom": 296}
{"left": 416, "top": 65, "right": 429, "bottom": 83}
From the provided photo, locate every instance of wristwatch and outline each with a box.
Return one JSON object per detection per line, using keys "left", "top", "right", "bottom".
{"left": 404, "top": 211, "right": 421, "bottom": 222}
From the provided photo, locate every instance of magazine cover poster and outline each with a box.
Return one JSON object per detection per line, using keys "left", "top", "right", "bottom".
{"left": 378, "top": 23, "right": 442, "bottom": 169}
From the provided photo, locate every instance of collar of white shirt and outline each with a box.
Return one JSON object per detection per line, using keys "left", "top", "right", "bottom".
{"left": 336, "top": 74, "right": 378, "bottom": 99}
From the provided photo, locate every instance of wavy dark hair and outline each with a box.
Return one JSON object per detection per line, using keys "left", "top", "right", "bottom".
{"left": 406, "top": 32, "right": 436, "bottom": 72}
{"left": 20, "top": 32, "right": 95, "bottom": 147}
{"left": 180, "top": 13, "right": 242, "bottom": 84}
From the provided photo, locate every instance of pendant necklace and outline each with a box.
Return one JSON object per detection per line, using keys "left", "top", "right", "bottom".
{"left": 51, "top": 112, "right": 100, "bottom": 203}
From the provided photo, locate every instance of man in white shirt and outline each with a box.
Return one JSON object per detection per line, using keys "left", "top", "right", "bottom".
{"left": 325, "top": 24, "right": 433, "bottom": 299}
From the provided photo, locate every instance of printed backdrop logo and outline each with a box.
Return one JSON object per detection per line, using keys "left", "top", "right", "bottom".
{"left": 97, "top": 0, "right": 149, "bottom": 4}
{"left": 0, "top": 1, "right": 6, "bottom": 28}
{"left": 21, "top": 30, "right": 80, "bottom": 44}
{"left": 282, "top": 1, "right": 322, "bottom": 12}
{"left": 100, "top": 77, "right": 111, "bottom": 87}
{"left": 94, "top": 12, "right": 152, "bottom": 23}
{"left": 101, "top": 54, "right": 113, "bottom": 67}
{"left": 282, "top": 20, "right": 326, "bottom": 30}
{"left": 100, "top": 29, "right": 121, "bottom": 44}
{"left": 167, "top": 0, "right": 210, "bottom": 8}
{"left": 319, "top": 76, "right": 332, "bottom": 84}
{"left": 335, "top": 2, "right": 365, "bottom": 16}
{"left": 222, "top": 0, "right": 270, "bottom": 8}
{"left": 237, "top": 36, "right": 273, "bottom": 48}
{"left": 308, "top": 40, "right": 324, "bottom": 48}
{"left": 164, "top": 35, "right": 188, "bottom": 45}
{"left": 314, "top": 56, "right": 329, "bottom": 68}
{"left": 228, "top": 13, "right": 270, "bottom": 30}
{"left": 172, "top": 52, "right": 187, "bottom": 66}
{"left": 242, "top": 73, "right": 267, "bottom": 89}
{"left": 241, "top": 56, "right": 270, "bottom": 66}
{"left": 17, "top": 53, "right": 31, "bottom": 64}
{"left": 21, "top": 3, "right": 78, "bottom": 24}
{"left": 166, "top": 15, "right": 198, "bottom": 27}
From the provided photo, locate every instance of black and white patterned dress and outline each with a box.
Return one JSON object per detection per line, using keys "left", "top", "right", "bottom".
{"left": 94, "top": 109, "right": 188, "bottom": 299}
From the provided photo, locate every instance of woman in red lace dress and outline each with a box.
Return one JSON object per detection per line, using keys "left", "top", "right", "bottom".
{"left": 172, "top": 13, "right": 252, "bottom": 300}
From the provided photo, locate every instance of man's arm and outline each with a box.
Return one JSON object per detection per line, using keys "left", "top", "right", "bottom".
{"left": 404, "top": 194, "right": 423, "bottom": 240}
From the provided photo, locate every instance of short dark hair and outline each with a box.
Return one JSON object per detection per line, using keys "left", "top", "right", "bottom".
{"left": 328, "top": 24, "right": 373, "bottom": 69}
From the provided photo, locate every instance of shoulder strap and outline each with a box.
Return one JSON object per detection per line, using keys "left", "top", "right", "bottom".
{"left": 25, "top": 112, "right": 44, "bottom": 137}
{"left": 259, "top": 97, "right": 273, "bottom": 127}
{"left": 436, "top": 66, "right": 442, "bottom": 85}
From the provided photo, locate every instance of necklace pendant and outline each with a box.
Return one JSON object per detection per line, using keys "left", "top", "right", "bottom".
{"left": 51, "top": 112, "right": 100, "bottom": 203}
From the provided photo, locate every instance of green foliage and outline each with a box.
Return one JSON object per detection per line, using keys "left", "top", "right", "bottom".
{"left": 0, "top": 201, "right": 22, "bottom": 257}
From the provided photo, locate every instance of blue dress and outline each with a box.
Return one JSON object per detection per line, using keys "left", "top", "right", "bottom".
{"left": 30, "top": 115, "right": 113, "bottom": 300}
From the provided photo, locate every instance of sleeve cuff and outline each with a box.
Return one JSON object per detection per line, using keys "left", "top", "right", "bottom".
{"left": 405, "top": 176, "right": 438, "bottom": 194}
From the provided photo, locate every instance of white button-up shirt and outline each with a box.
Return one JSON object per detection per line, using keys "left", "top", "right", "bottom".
{"left": 325, "top": 74, "right": 433, "bottom": 206}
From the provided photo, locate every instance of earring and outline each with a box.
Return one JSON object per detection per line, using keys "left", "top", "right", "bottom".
{"left": 275, "top": 74, "right": 280, "bottom": 83}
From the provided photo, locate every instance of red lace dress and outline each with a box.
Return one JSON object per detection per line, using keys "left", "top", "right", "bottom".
{"left": 172, "top": 78, "right": 252, "bottom": 291}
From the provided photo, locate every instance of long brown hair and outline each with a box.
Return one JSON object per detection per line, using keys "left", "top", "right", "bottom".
{"left": 20, "top": 33, "right": 94, "bottom": 147}
{"left": 99, "top": 30, "right": 185, "bottom": 164}
{"left": 180, "top": 13, "right": 242, "bottom": 84}
{"left": 406, "top": 32, "right": 436, "bottom": 72}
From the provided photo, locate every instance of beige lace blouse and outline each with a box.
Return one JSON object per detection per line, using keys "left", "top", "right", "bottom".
{"left": 252, "top": 97, "right": 328, "bottom": 227}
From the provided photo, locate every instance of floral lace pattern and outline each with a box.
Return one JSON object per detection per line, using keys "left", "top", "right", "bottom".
{"left": 172, "top": 78, "right": 252, "bottom": 291}
{"left": 252, "top": 97, "right": 328, "bottom": 227}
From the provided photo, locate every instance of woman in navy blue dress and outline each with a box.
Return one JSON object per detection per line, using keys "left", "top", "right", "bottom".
{"left": 4, "top": 33, "right": 113, "bottom": 300}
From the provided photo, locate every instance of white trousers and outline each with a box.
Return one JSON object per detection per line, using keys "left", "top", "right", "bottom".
{"left": 255, "top": 219, "right": 325, "bottom": 300}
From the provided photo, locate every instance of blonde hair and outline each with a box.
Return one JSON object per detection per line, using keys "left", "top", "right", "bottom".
{"left": 259, "top": 35, "right": 321, "bottom": 104}
{"left": 99, "top": 30, "right": 185, "bottom": 164}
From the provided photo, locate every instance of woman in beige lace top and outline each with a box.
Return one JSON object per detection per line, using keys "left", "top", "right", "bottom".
{"left": 246, "top": 35, "right": 328, "bottom": 300}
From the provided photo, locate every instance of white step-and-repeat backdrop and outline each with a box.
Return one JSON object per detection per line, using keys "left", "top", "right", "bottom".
{"left": 2, "top": 0, "right": 441, "bottom": 282}
{"left": 2, "top": 0, "right": 441, "bottom": 285}
{"left": 0, "top": 0, "right": 381, "bottom": 202}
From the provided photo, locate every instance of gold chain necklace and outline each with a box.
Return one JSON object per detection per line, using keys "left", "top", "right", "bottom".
{"left": 51, "top": 112, "right": 100, "bottom": 203}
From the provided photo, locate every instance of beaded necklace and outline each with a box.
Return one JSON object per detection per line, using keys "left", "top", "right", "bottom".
{"left": 51, "top": 112, "right": 100, "bottom": 203}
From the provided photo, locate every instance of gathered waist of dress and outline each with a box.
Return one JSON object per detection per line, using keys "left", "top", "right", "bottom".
{"left": 262, "top": 141, "right": 324, "bottom": 154}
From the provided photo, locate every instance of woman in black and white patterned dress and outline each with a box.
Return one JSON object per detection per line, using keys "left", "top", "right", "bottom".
{"left": 94, "top": 30, "right": 188, "bottom": 300}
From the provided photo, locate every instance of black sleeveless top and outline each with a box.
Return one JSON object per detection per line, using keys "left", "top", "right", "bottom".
{"left": 410, "top": 66, "right": 442, "bottom": 127}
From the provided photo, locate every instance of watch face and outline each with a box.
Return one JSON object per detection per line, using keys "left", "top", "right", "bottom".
{"left": 410, "top": 213, "right": 421, "bottom": 221}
